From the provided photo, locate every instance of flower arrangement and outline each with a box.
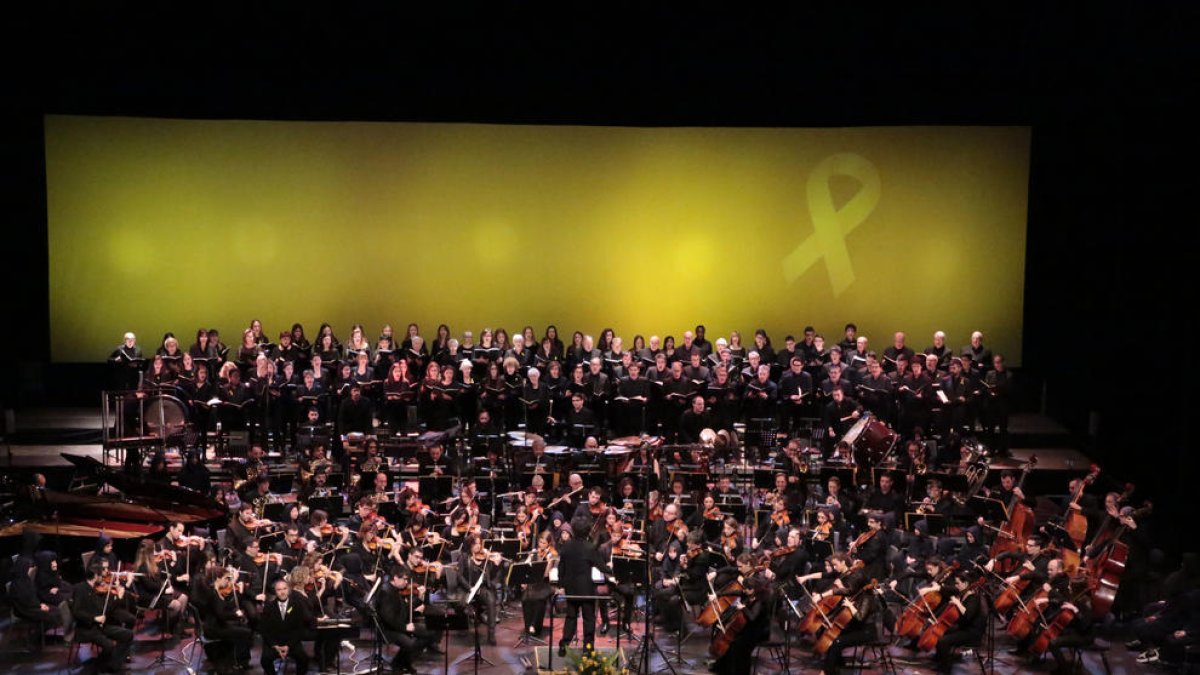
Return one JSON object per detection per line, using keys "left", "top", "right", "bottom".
{"left": 566, "top": 643, "right": 628, "bottom": 675}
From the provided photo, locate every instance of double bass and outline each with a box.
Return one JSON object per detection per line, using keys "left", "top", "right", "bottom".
{"left": 1086, "top": 502, "right": 1151, "bottom": 618}
{"left": 1060, "top": 465, "right": 1100, "bottom": 574}
{"left": 989, "top": 456, "right": 1037, "bottom": 572}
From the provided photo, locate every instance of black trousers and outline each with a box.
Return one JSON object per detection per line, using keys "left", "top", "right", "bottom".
{"left": 560, "top": 599, "right": 597, "bottom": 649}
{"left": 76, "top": 624, "right": 134, "bottom": 671}
{"left": 260, "top": 638, "right": 309, "bottom": 675}
{"left": 822, "top": 623, "right": 876, "bottom": 674}
{"left": 207, "top": 623, "right": 253, "bottom": 667}
{"left": 383, "top": 627, "right": 438, "bottom": 668}
{"left": 935, "top": 627, "right": 983, "bottom": 671}
{"left": 522, "top": 587, "right": 551, "bottom": 634}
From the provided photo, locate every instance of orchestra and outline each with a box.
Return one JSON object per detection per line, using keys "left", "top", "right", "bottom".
{"left": 8, "top": 320, "right": 1173, "bottom": 674}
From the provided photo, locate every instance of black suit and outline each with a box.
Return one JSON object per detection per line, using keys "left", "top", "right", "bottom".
{"left": 259, "top": 591, "right": 313, "bottom": 675}
{"left": 72, "top": 583, "right": 135, "bottom": 672}
{"left": 557, "top": 538, "right": 613, "bottom": 650}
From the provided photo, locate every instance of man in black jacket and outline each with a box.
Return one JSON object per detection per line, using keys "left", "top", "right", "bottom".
{"left": 259, "top": 578, "right": 313, "bottom": 675}
{"left": 377, "top": 567, "right": 440, "bottom": 674}
{"left": 72, "top": 570, "right": 134, "bottom": 673}
{"left": 337, "top": 383, "right": 374, "bottom": 435}
{"left": 557, "top": 517, "right": 616, "bottom": 656}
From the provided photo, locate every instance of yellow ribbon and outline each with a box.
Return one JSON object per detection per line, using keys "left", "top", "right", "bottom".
{"left": 781, "top": 153, "right": 881, "bottom": 295}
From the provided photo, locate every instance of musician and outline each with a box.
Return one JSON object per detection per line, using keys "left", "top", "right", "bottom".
{"left": 856, "top": 359, "right": 894, "bottom": 422}
{"left": 199, "top": 566, "right": 253, "bottom": 671}
{"left": 806, "top": 552, "right": 879, "bottom": 674}
{"left": 779, "top": 355, "right": 814, "bottom": 431}
{"left": 675, "top": 394, "right": 713, "bottom": 445}
{"left": 337, "top": 383, "right": 373, "bottom": 435}
{"left": 897, "top": 357, "right": 933, "bottom": 435}
{"left": 613, "top": 361, "right": 651, "bottom": 435}
{"left": 711, "top": 575, "right": 774, "bottom": 675}
{"left": 458, "top": 534, "right": 501, "bottom": 645}
{"left": 982, "top": 353, "right": 1013, "bottom": 452}
{"left": 418, "top": 443, "right": 450, "bottom": 476}
{"left": 133, "top": 539, "right": 190, "bottom": 636}
{"left": 850, "top": 512, "right": 890, "bottom": 580}
{"left": 258, "top": 578, "right": 314, "bottom": 675}
{"left": 770, "top": 526, "right": 810, "bottom": 581}
{"left": 741, "top": 364, "right": 777, "bottom": 422}
{"left": 862, "top": 473, "right": 905, "bottom": 528}
{"left": 584, "top": 357, "right": 611, "bottom": 430}
{"left": 938, "top": 358, "right": 972, "bottom": 435}
{"left": 882, "top": 331, "right": 915, "bottom": 373}
{"left": 72, "top": 568, "right": 136, "bottom": 672}
{"left": 821, "top": 386, "right": 861, "bottom": 446}
{"left": 378, "top": 567, "right": 441, "bottom": 674}
{"left": 821, "top": 475, "right": 854, "bottom": 524}
{"left": 932, "top": 571, "right": 988, "bottom": 673}
{"left": 599, "top": 526, "right": 640, "bottom": 635}
{"left": 556, "top": 517, "right": 616, "bottom": 655}
{"left": 649, "top": 503, "right": 683, "bottom": 553}
{"left": 572, "top": 486, "right": 610, "bottom": 534}
{"left": 986, "top": 535, "right": 1052, "bottom": 607}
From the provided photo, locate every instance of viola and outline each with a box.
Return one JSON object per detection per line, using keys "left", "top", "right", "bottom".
{"left": 770, "top": 510, "right": 790, "bottom": 527}
{"left": 647, "top": 504, "right": 663, "bottom": 522}
{"left": 812, "top": 521, "right": 833, "bottom": 542}
{"left": 721, "top": 534, "right": 740, "bottom": 551}
{"left": 665, "top": 518, "right": 683, "bottom": 535}
{"left": 704, "top": 506, "right": 722, "bottom": 521}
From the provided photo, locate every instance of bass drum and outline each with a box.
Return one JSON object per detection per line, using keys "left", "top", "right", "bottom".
{"left": 846, "top": 414, "right": 897, "bottom": 467}
{"left": 144, "top": 394, "right": 189, "bottom": 438}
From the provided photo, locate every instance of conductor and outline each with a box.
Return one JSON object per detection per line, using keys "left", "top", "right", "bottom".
{"left": 557, "top": 516, "right": 616, "bottom": 656}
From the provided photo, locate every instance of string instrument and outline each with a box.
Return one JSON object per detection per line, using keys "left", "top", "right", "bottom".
{"left": 703, "top": 505, "right": 722, "bottom": 521}
{"left": 917, "top": 585, "right": 979, "bottom": 651}
{"left": 664, "top": 518, "right": 684, "bottom": 537}
{"left": 471, "top": 549, "right": 505, "bottom": 566}
{"left": 1060, "top": 465, "right": 1100, "bottom": 574}
{"left": 990, "top": 456, "right": 1039, "bottom": 572}
{"left": 647, "top": 502, "right": 663, "bottom": 522}
{"left": 411, "top": 560, "right": 444, "bottom": 576}
{"left": 1086, "top": 502, "right": 1151, "bottom": 618}
{"left": 173, "top": 535, "right": 207, "bottom": 548}
{"left": 893, "top": 561, "right": 960, "bottom": 638}
{"left": 365, "top": 537, "right": 399, "bottom": 552}
{"left": 813, "top": 580, "right": 877, "bottom": 656}
{"left": 769, "top": 510, "right": 790, "bottom": 528}
{"left": 721, "top": 534, "right": 740, "bottom": 554}
{"left": 253, "top": 552, "right": 285, "bottom": 566}
{"left": 847, "top": 528, "right": 876, "bottom": 555}
{"left": 811, "top": 521, "right": 833, "bottom": 543}
{"left": 993, "top": 562, "right": 1036, "bottom": 614}
{"left": 699, "top": 574, "right": 745, "bottom": 627}
{"left": 1006, "top": 586, "right": 1050, "bottom": 639}
{"left": 1031, "top": 601, "right": 1079, "bottom": 655}
{"left": 768, "top": 545, "right": 796, "bottom": 560}
{"left": 708, "top": 600, "right": 749, "bottom": 658}
{"left": 798, "top": 561, "right": 863, "bottom": 634}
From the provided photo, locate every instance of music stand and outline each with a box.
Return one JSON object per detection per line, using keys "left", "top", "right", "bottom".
{"left": 427, "top": 602, "right": 470, "bottom": 675}
{"left": 506, "top": 559, "right": 549, "bottom": 647}
{"left": 458, "top": 566, "right": 496, "bottom": 671}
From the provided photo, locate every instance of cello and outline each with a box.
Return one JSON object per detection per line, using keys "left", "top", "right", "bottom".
{"left": 893, "top": 561, "right": 960, "bottom": 638}
{"left": 1060, "top": 465, "right": 1100, "bottom": 574}
{"left": 812, "top": 581, "right": 877, "bottom": 656}
{"left": 915, "top": 578, "right": 981, "bottom": 652}
{"left": 989, "top": 456, "right": 1037, "bottom": 572}
{"left": 1005, "top": 586, "right": 1049, "bottom": 639}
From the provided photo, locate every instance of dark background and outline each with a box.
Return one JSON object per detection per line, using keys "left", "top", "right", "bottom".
{"left": 1, "top": 7, "right": 1194, "bottom": 550}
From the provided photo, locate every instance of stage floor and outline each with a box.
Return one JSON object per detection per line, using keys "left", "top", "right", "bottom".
{"left": 0, "top": 603, "right": 1140, "bottom": 674}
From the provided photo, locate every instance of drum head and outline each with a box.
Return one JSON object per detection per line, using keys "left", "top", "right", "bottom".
{"left": 145, "top": 394, "right": 188, "bottom": 436}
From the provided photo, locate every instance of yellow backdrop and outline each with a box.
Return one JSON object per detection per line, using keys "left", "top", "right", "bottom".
{"left": 45, "top": 116, "right": 1029, "bottom": 363}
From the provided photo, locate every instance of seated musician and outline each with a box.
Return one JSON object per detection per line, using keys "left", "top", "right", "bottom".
{"left": 931, "top": 571, "right": 988, "bottom": 673}
{"left": 572, "top": 485, "right": 610, "bottom": 529}
{"left": 1011, "top": 557, "right": 1072, "bottom": 656}
{"left": 655, "top": 530, "right": 718, "bottom": 633}
{"left": 305, "top": 509, "right": 349, "bottom": 553}
{"left": 347, "top": 496, "right": 386, "bottom": 535}
{"left": 806, "top": 552, "right": 880, "bottom": 674}
{"left": 821, "top": 386, "right": 861, "bottom": 450}
{"left": 862, "top": 473, "right": 905, "bottom": 529}
{"left": 72, "top": 568, "right": 136, "bottom": 672}
{"left": 273, "top": 525, "right": 314, "bottom": 565}
{"left": 766, "top": 523, "right": 804, "bottom": 575}
{"left": 850, "top": 512, "right": 890, "bottom": 581}
{"left": 710, "top": 573, "right": 774, "bottom": 675}
{"left": 685, "top": 491, "right": 724, "bottom": 537}
{"left": 200, "top": 565, "right": 254, "bottom": 671}
{"left": 232, "top": 539, "right": 274, "bottom": 604}
{"left": 519, "top": 530, "right": 558, "bottom": 638}
{"left": 377, "top": 566, "right": 442, "bottom": 674}
{"left": 457, "top": 534, "right": 502, "bottom": 645}
{"left": 259, "top": 577, "right": 314, "bottom": 675}
{"left": 132, "top": 539, "right": 190, "bottom": 636}
{"left": 985, "top": 533, "right": 1053, "bottom": 613}
{"left": 753, "top": 494, "right": 791, "bottom": 552}
{"left": 649, "top": 503, "right": 683, "bottom": 553}
{"left": 418, "top": 443, "right": 450, "bottom": 476}
{"left": 600, "top": 526, "right": 643, "bottom": 635}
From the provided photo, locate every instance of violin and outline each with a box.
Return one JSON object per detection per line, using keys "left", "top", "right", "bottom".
{"left": 290, "top": 536, "right": 309, "bottom": 551}
{"left": 412, "top": 561, "right": 444, "bottom": 576}
{"left": 848, "top": 528, "right": 876, "bottom": 554}
{"left": 770, "top": 510, "right": 790, "bottom": 527}
{"left": 811, "top": 521, "right": 833, "bottom": 542}
{"left": 253, "top": 552, "right": 285, "bottom": 566}
{"left": 647, "top": 503, "right": 663, "bottom": 522}
{"left": 366, "top": 538, "right": 398, "bottom": 552}
{"left": 704, "top": 505, "right": 722, "bottom": 521}
{"left": 769, "top": 545, "right": 796, "bottom": 559}
{"left": 721, "top": 534, "right": 740, "bottom": 552}
{"left": 472, "top": 549, "right": 504, "bottom": 565}
{"left": 665, "top": 518, "right": 683, "bottom": 535}
{"left": 174, "top": 535, "right": 207, "bottom": 548}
